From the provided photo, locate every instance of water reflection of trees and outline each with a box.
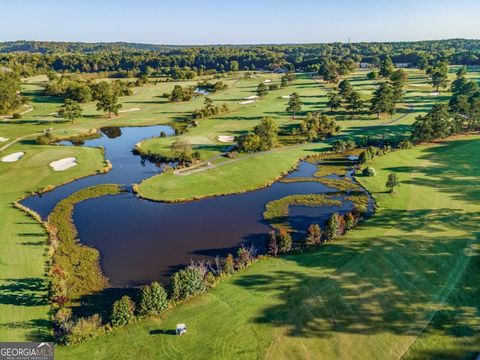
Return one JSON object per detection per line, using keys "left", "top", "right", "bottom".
{"left": 101, "top": 126, "right": 122, "bottom": 139}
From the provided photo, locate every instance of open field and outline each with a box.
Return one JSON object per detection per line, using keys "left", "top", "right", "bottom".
{"left": 57, "top": 136, "right": 480, "bottom": 359}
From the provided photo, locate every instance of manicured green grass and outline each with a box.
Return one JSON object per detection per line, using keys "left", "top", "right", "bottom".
{"left": 0, "top": 67, "right": 474, "bottom": 346}
{"left": 0, "top": 144, "right": 106, "bottom": 341}
{"left": 57, "top": 136, "right": 480, "bottom": 359}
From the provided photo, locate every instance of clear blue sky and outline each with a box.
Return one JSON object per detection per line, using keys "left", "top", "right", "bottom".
{"left": 1, "top": 0, "right": 479, "bottom": 44}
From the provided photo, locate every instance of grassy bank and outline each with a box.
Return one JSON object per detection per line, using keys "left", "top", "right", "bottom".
{"left": 58, "top": 135, "right": 480, "bottom": 359}
{"left": 48, "top": 184, "right": 124, "bottom": 302}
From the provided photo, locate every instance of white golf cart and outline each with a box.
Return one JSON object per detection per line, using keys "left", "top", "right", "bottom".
{"left": 176, "top": 323, "right": 187, "bottom": 336}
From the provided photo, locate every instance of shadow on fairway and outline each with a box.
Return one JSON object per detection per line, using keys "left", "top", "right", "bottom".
{"left": 149, "top": 329, "right": 176, "bottom": 336}
{"left": 231, "top": 138, "right": 480, "bottom": 358}
{"left": 0, "top": 278, "right": 48, "bottom": 307}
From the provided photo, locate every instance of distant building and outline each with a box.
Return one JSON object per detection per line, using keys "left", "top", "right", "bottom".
{"left": 359, "top": 62, "right": 371, "bottom": 69}
{"left": 394, "top": 63, "right": 411, "bottom": 68}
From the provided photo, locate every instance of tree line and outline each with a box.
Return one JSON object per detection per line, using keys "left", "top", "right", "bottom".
{"left": 2, "top": 39, "right": 480, "bottom": 78}
{"left": 412, "top": 67, "right": 480, "bottom": 141}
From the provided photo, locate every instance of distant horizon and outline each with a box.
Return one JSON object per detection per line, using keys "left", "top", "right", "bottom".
{"left": 2, "top": 0, "right": 479, "bottom": 44}
{"left": 2, "top": 37, "right": 480, "bottom": 47}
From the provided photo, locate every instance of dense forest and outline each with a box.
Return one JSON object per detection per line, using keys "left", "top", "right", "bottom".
{"left": 1, "top": 39, "right": 480, "bottom": 78}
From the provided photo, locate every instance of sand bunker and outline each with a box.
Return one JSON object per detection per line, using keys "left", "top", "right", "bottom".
{"left": 118, "top": 108, "right": 140, "bottom": 113}
{"left": 281, "top": 95, "right": 292, "bottom": 99}
{"left": 217, "top": 135, "right": 235, "bottom": 143}
{"left": 347, "top": 155, "right": 359, "bottom": 161}
{"left": 239, "top": 100, "right": 256, "bottom": 105}
{"left": 263, "top": 79, "right": 272, "bottom": 83}
{"left": 243, "top": 95, "right": 259, "bottom": 100}
{"left": 430, "top": 92, "right": 440, "bottom": 96}
{"left": 49, "top": 157, "right": 77, "bottom": 171}
{"left": 2, "top": 151, "right": 24, "bottom": 162}
{"left": 0, "top": 137, "right": 9, "bottom": 142}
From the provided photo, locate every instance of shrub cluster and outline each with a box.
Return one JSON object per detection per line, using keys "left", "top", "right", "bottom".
{"left": 192, "top": 99, "right": 229, "bottom": 119}
{"left": 332, "top": 139, "right": 357, "bottom": 153}
{"left": 196, "top": 80, "right": 227, "bottom": 93}
{"left": 266, "top": 210, "right": 362, "bottom": 256}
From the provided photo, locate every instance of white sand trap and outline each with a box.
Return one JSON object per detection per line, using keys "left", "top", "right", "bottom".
{"left": 2, "top": 151, "right": 24, "bottom": 162}
{"left": 49, "top": 157, "right": 77, "bottom": 171}
{"left": 410, "top": 84, "right": 426, "bottom": 87}
{"left": 243, "top": 95, "right": 258, "bottom": 100}
{"left": 281, "top": 95, "right": 292, "bottom": 99}
{"left": 263, "top": 79, "right": 272, "bottom": 83}
{"left": 347, "top": 155, "right": 359, "bottom": 161}
{"left": 430, "top": 92, "right": 440, "bottom": 96}
{"left": 217, "top": 135, "right": 235, "bottom": 143}
{"left": 48, "top": 112, "right": 58, "bottom": 116}
{"left": 118, "top": 107, "right": 140, "bottom": 113}
{"left": 239, "top": 100, "right": 256, "bottom": 105}
{"left": 0, "top": 137, "right": 9, "bottom": 142}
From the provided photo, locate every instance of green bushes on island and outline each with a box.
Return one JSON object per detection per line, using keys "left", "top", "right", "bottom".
{"left": 36, "top": 128, "right": 100, "bottom": 145}
{"left": 263, "top": 194, "right": 342, "bottom": 232}
{"left": 134, "top": 138, "right": 201, "bottom": 166}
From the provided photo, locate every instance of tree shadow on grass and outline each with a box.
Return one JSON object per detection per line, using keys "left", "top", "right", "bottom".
{"left": 72, "top": 287, "right": 138, "bottom": 322}
{"left": 0, "top": 278, "right": 48, "bottom": 307}
{"left": 229, "top": 176, "right": 480, "bottom": 354}
{"left": 0, "top": 318, "right": 52, "bottom": 342}
{"left": 150, "top": 329, "right": 176, "bottom": 335}
{"left": 384, "top": 138, "right": 480, "bottom": 206}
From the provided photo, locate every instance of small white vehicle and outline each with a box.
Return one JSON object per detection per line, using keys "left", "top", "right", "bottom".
{"left": 176, "top": 323, "right": 187, "bottom": 335}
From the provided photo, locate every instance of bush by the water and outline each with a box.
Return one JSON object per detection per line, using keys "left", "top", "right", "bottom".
{"left": 169, "top": 266, "right": 207, "bottom": 302}
{"left": 65, "top": 314, "right": 105, "bottom": 344}
{"left": 138, "top": 282, "right": 168, "bottom": 316}
{"left": 111, "top": 296, "right": 136, "bottom": 327}
{"left": 325, "top": 212, "right": 346, "bottom": 241}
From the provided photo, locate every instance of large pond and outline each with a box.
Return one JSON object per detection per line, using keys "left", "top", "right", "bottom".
{"left": 23, "top": 125, "right": 371, "bottom": 287}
